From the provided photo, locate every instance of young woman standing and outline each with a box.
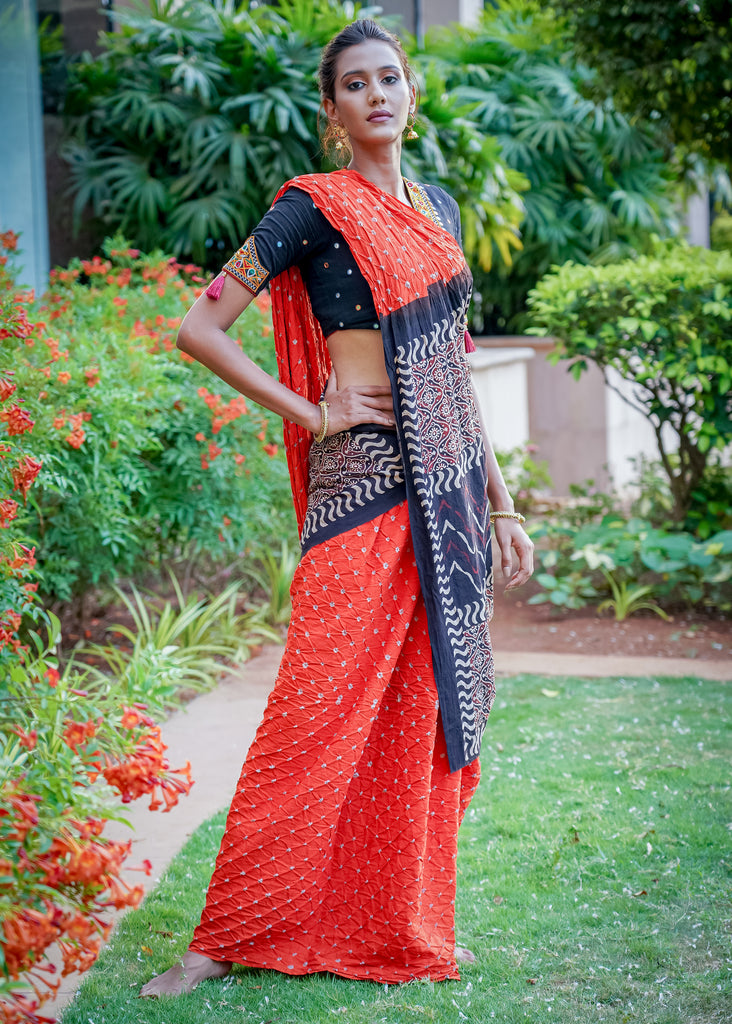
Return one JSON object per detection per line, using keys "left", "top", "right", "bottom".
{"left": 141, "top": 18, "right": 532, "bottom": 997}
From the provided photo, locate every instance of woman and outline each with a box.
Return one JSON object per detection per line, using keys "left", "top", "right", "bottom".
{"left": 141, "top": 18, "right": 533, "bottom": 997}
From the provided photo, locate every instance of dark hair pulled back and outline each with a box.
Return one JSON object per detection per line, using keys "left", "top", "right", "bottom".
{"left": 317, "top": 19, "right": 417, "bottom": 103}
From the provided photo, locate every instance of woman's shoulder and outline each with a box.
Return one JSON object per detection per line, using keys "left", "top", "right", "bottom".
{"left": 273, "top": 173, "right": 333, "bottom": 205}
{"left": 405, "top": 180, "right": 462, "bottom": 240}
{"left": 420, "top": 182, "right": 460, "bottom": 216}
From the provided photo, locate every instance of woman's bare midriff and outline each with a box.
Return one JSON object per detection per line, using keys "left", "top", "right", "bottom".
{"left": 326, "top": 328, "right": 389, "bottom": 389}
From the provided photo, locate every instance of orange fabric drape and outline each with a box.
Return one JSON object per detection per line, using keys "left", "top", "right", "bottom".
{"left": 190, "top": 502, "right": 480, "bottom": 981}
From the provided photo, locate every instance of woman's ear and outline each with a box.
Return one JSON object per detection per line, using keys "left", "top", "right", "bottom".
{"left": 323, "top": 97, "right": 337, "bottom": 121}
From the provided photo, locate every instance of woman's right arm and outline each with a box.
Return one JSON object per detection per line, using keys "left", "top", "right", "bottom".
{"left": 177, "top": 273, "right": 396, "bottom": 434}
{"left": 178, "top": 274, "right": 323, "bottom": 433}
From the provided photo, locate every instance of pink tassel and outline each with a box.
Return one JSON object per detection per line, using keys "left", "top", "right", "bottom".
{"left": 205, "top": 272, "right": 225, "bottom": 300}
{"left": 464, "top": 329, "right": 476, "bottom": 353}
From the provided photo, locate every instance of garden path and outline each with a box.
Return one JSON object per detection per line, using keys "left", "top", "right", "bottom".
{"left": 50, "top": 643, "right": 731, "bottom": 1021}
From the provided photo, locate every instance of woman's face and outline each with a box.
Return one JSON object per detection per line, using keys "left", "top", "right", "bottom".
{"left": 323, "top": 39, "right": 414, "bottom": 151}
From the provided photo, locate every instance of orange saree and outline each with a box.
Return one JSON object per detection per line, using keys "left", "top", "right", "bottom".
{"left": 190, "top": 170, "right": 491, "bottom": 981}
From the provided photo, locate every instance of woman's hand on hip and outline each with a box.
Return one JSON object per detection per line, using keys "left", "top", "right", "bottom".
{"left": 493, "top": 518, "right": 534, "bottom": 591}
{"left": 323, "top": 369, "right": 396, "bottom": 433}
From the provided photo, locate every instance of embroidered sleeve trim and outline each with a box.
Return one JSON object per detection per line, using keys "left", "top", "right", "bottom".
{"left": 222, "top": 235, "right": 269, "bottom": 293}
{"left": 403, "top": 180, "right": 444, "bottom": 230}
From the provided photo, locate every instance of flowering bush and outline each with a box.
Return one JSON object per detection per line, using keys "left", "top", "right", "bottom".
{"left": 1, "top": 233, "right": 294, "bottom": 606}
{"left": 0, "top": 235, "right": 196, "bottom": 1022}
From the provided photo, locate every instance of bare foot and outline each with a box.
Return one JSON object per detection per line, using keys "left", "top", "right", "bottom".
{"left": 455, "top": 945, "right": 476, "bottom": 965}
{"left": 140, "top": 950, "right": 232, "bottom": 997}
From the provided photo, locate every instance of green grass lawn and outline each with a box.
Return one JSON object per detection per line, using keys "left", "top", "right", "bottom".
{"left": 60, "top": 674, "right": 731, "bottom": 1024}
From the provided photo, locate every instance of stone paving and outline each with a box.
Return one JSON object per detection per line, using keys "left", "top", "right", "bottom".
{"left": 50, "top": 644, "right": 731, "bottom": 1019}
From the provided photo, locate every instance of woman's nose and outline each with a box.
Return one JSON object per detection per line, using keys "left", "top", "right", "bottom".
{"left": 368, "top": 83, "right": 386, "bottom": 105}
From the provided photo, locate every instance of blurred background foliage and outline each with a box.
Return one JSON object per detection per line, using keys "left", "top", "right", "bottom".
{"left": 420, "top": 0, "right": 678, "bottom": 330}
{"left": 544, "top": 0, "right": 732, "bottom": 169}
{"left": 56, "top": 0, "right": 684, "bottom": 332}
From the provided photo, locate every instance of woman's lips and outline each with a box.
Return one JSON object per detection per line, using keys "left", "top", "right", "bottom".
{"left": 367, "top": 112, "right": 392, "bottom": 122}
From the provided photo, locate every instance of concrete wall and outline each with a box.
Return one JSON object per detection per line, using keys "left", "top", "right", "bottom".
{"left": 475, "top": 338, "right": 667, "bottom": 496}
{"left": 383, "top": 0, "right": 483, "bottom": 35}
{"left": 469, "top": 346, "right": 534, "bottom": 452}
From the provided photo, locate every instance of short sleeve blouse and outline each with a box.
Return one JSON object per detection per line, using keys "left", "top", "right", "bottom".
{"left": 220, "top": 183, "right": 464, "bottom": 338}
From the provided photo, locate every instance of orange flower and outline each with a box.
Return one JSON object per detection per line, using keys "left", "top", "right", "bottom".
{"left": 81, "top": 256, "right": 112, "bottom": 277}
{"left": 120, "top": 706, "right": 154, "bottom": 730}
{"left": 0, "top": 609, "right": 23, "bottom": 654}
{"left": 0, "top": 229, "right": 19, "bottom": 251}
{"left": 62, "top": 719, "right": 97, "bottom": 752}
{"left": 84, "top": 366, "right": 100, "bottom": 388}
{"left": 45, "top": 666, "right": 60, "bottom": 688}
{"left": 57, "top": 371, "right": 71, "bottom": 384}
{"left": 2, "top": 543, "right": 36, "bottom": 574}
{"left": 195, "top": 431, "right": 206, "bottom": 442}
{"left": 11, "top": 455, "right": 42, "bottom": 499}
{"left": 263, "top": 443, "right": 279, "bottom": 458}
{"left": 0, "top": 404, "right": 34, "bottom": 436}
{"left": 234, "top": 453, "right": 246, "bottom": 465}
{"left": 11, "top": 725, "right": 37, "bottom": 750}
{"left": 0, "top": 376, "right": 16, "bottom": 401}
{"left": 66, "top": 427, "right": 85, "bottom": 449}
{"left": 0, "top": 498, "right": 19, "bottom": 528}
{"left": 207, "top": 441, "right": 222, "bottom": 462}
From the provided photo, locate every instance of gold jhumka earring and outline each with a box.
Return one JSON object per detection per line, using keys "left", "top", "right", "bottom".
{"left": 405, "top": 112, "right": 419, "bottom": 140}
{"left": 333, "top": 122, "right": 349, "bottom": 151}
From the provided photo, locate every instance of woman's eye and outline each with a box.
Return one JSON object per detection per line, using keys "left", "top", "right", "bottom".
{"left": 346, "top": 81, "right": 364, "bottom": 90}
{"left": 382, "top": 75, "right": 399, "bottom": 85}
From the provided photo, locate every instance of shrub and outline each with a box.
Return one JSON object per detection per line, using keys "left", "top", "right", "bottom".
{"left": 545, "top": 0, "right": 732, "bottom": 167}
{"left": 494, "top": 441, "right": 553, "bottom": 516}
{"left": 0, "top": 237, "right": 196, "bottom": 1021}
{"left": 530, "top": 511, "right": 732, "bottom": 613}
{"left": 1, "top": 234, "right": 296, "bottom": 607}
{"left": 711, "top": 210, "right": 732, "bottom": 252}
{"left": 527, "top": 239, "right": 732, "bottom": 526}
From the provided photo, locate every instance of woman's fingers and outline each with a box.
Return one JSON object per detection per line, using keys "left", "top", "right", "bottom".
{"left": 493, "top": 520, "right": 534, "bottom": 591}
{"left": 325, "top": 383, "right": 396, "bottom": 432}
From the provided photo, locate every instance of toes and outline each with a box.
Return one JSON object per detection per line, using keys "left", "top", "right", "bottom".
{"left": 455, "top": 945, "right": 476, "bottom": 964}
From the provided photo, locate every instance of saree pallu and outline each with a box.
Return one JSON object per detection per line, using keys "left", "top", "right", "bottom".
{"left": 190, "top": 429, "right": 480, "bottom": 981}
{"left": 270, "top": 170, "right": 494, "bottom": 773}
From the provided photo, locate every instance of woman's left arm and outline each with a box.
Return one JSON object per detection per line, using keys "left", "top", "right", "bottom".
{"left": 472, "top": 383, "right": 534, "bottom": 590}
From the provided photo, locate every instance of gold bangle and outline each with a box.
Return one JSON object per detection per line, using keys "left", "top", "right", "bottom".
{"left": 313, "top": 400, "right": 329, "bottom": 443}
{"left": 490, "top": 510, "right": 526, "bottom": 524}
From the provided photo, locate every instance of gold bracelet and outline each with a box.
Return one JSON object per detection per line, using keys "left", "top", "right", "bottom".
{"left": 490, "top": 510, "right": 525, "bottom": 524}
{"left": 313, "top": 400, "right": 329, "bottom": 444}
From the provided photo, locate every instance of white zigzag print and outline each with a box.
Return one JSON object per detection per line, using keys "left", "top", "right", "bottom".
{"left": 395, "top": 294, "right": 494, "bottom": 766}
{"left": 301, "top": 431, "right": 406, "bottom": 550}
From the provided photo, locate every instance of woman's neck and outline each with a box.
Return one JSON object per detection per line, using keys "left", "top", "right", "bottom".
{"left": 347, "top": 146, "right": 409, "bottom": 204}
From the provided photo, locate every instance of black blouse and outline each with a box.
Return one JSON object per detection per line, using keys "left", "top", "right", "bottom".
{"left": 221, "top": 184, "right": 462, "bottom": 338}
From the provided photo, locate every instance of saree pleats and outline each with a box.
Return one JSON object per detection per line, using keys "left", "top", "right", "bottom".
{"left": 190, "top": 499, "right": 480, "bottom": 981}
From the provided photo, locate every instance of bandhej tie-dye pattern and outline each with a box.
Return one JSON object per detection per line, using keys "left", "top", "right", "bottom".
{"left": 189, "top": 500, "right": 480, "bottom": 981}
